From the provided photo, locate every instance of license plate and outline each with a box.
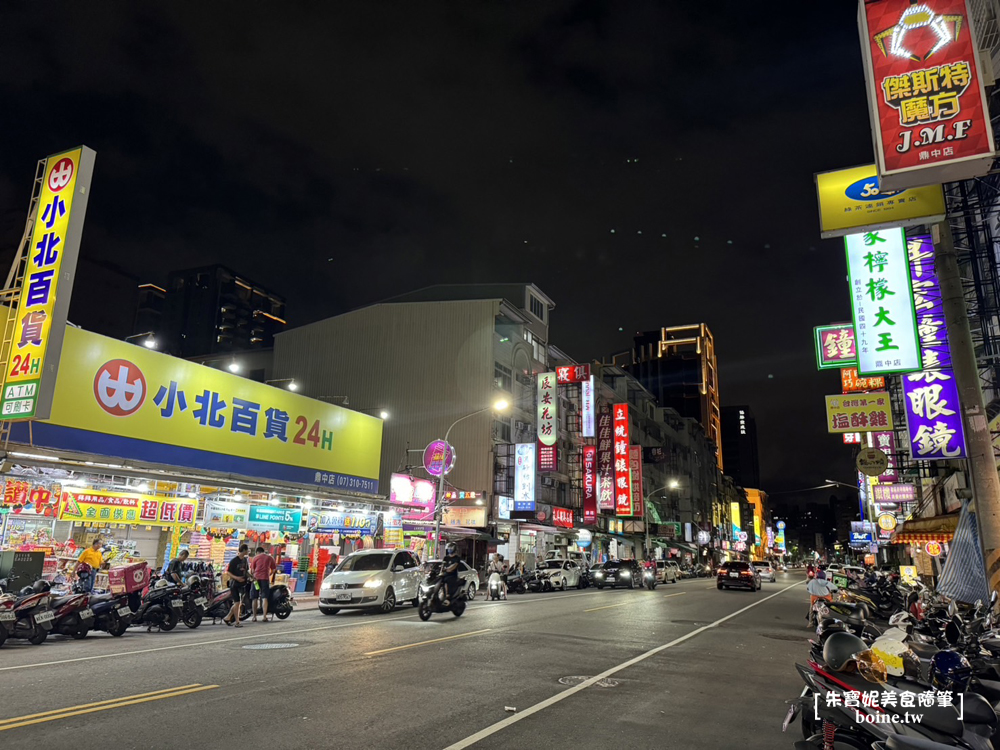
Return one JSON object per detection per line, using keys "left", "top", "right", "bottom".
{"left": 117, "top": 606, "right": 131, "bottom": 616}
{"left": 194, "top": 597, "right": 207, "bottom": 607}
{"left": 170, "top": 599, "right": 183, "bottom": 608}
{"left": 79, "top": 608, "right": 94, "bottom": 620}
{"left": 336, "top": 592, "right": 352, "bottom": 602}
{"left": 782, "top": 703, "right": 799, "bottom": 732}
{"left": 0, "top": 611, "right": 14, "bottom": 622}
{"left": 34, "top": 610, "right": 54, "bottom": 623}
{"left": 730, "top": 572, "right": 738, "bottom": 578}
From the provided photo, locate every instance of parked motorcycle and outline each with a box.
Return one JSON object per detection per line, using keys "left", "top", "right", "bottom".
{"left": 129, "top": 579, "right": 183, "bottom": 632}
{"left": 47, "top": 585, "right": 94, "bottom": 640}
{"left": 267, "top": 581, "right": 295, "bottom": 620}
{"left": 86, "top": 590, "right": 132, "bottom": 637}
{"left": 505, "top": 572, "right": 528, "bottom": 595}
{"left": 0, "top": 581, "right": 55, "bottom": 645}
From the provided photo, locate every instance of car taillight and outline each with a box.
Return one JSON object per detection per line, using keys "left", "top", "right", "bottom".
{"left": 741, "top": 570, "right": 752, "bottom": 577}
{"left": 719, "top": 569, "right": 728, "bottom": 575}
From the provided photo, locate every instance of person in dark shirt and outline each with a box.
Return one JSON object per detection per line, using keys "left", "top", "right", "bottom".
{"left": 440, "top": 543, "right": 462, "bottom": 606}
{"left": 165, "top": 549, "right": 189, "bottom": 585}
{"left": 224, "top": 544, "right": 250, "bottom": 627}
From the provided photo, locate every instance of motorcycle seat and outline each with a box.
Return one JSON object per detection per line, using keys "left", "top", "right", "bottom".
{"left": 908, "top": 642, "right": 940, "bottom": 660}
{"left": 49, "top": 595, "right": 77, "bottom": 608}
{"left": 886, "top": 733, "right": 960, "bottom": 750}
{"left": 88, "top": 593, "right": 114, "bottom": 604}
{"left": 981, "top": 637, "right": 1000, "bottom": 654}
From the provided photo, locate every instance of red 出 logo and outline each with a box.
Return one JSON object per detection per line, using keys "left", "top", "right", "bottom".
{"left": 47, "top": 158, "right": 75, "bottom": 193}
{"left": 94, "top": 359, "right": 146, "bottom": 416}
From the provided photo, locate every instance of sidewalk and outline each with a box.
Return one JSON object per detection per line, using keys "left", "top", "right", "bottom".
{"left": 292, "top": 593, "right": 319, "bottom": 610}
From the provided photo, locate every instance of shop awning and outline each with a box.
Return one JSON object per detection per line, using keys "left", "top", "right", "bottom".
{"left": 890, "top": 513, "right": 958, "bottom": 544}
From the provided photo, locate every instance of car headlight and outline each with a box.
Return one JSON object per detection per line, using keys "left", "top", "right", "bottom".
{"left": 321, "top": 580, "right": 333, "bottom": 590}
{"left": 621, "top": 571, "right": 630, "bottom": 577}
{"left": 594, "top": 572, "right": 604, "bottom": 577}
{"left": 363, "top": 579, "right": 384, "bottom": 589}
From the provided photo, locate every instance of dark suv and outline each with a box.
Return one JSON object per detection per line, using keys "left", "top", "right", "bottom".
{"left": 592, "top": 559, "right": 642, "bottom": 589}
{"left": 717, "top": 561, "right": 760, "bottom": 591}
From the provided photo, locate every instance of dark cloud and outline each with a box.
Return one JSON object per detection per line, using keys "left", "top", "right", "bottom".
{"left": 0, "top": 1, "right": 874, "bottom": 491}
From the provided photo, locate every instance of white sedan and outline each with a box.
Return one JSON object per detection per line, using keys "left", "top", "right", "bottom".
{"left": 753, "top": 563, "right": 777, "bottom": 583}
{"left": 538, "top": 559, "right": 584, "bottom": 590}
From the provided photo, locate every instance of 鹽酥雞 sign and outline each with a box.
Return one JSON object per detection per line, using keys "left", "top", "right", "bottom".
{"left": 825, "top": 392, "right": 894, "bottom": 433}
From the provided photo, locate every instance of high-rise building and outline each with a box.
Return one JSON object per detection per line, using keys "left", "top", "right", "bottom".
{"left": 139, "top": 265, "right": 286, "bottom": 358}
{"left": 721, "top": 405, "right": 760, "bottom": 489}
{"left": 616, "top": 324, "right": 722, "bottom": 468}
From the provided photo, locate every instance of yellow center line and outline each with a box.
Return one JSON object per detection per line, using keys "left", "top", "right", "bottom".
{"left": 364, "top": 628, "right": 491, "bottom": 656}
{"left": 584, "top": 591, "right": 686, "bottom": 612}
{"left": 0, "top": 685, "right": 219, "bottom": 732}
{"left": 0, "top": 684, "right": 205, "bottom": 727}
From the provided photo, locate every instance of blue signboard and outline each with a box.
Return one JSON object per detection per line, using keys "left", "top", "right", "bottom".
{"left": 306, "top": 510, "right": 375, "bottom": 536}
{"left": 247, "top": 506, "right": 302, "bottom": 533}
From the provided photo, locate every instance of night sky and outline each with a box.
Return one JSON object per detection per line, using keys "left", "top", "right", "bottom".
{"left": 0, "top": 3, "right": 878, "bottom": 494}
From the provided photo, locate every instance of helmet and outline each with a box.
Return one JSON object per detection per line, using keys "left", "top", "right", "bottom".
{"left": 888, "top": 611, "right": 912, "bottom": 628}
{"left": 154, "top": 579, "right": 170, "bottom": 589}
{"left": 76, "top": 563, "right": 93, "bottom": 578}
{"left": 930, "top": 650, "right": 973, "bottom": 693}
{"left": 823, "top": 631, "right": 868, "bottom": 672}
{"left": 186, "top": 575, "right": 201, "bottom": 588}
{"left": 445, "top": 543, "right": 457, "bottom": 556}
{"left": 871, "top": 637, "right": 920, "bottom": 678}
{"left": 32, "top": 579, "right": 51, "bottom": 594}
{"left": 816, "top": 569, "right": 827, "bottom": 580}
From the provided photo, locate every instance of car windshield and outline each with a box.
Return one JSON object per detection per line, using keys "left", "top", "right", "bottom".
{"left": 602, "top": 561, "right": 622, "bottom": 569}
{"left": 726, "top": 562, "right": 750, "bottom": 570}
{"left": 334, "top": 553, "right": 392, "bottom": 572}
{"left": 541, "top": 561, "right": 563, "bottom": 570}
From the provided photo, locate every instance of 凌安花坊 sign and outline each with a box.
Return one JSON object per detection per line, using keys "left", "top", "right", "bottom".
{"left": 814, "top": 164, "right": 945, "bottom": 238}
{"left": 1, "top": 147, "right": 97, "bottom": 421}
{"left": 858, "top": 0, "right": 996, "bottom": 190}
{"left": 10, "top": 327, "right": 382, "bottom": 492}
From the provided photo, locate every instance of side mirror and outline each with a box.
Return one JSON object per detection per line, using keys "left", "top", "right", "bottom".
{"left": 392, "top": 565, "right": 404, "bottom": 573}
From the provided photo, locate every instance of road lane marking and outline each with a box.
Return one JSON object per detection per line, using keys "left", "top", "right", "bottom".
{"left": 0, "top": 685, "right": 204, "bottom": 726}
{"left": 0, "top": 684, "right": 219, "bottom": 731}
{"left": 443, "top": 581, "right": 804, "bottom": 750}
{"left": 583, "top": 592, "right": 686, "bottom": 612}
{"left": 364, "top": 628, "right": 491, "bottom": 656}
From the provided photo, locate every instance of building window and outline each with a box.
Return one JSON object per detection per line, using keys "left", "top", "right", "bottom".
{"left": 529, "top": 294, "right": 545, "bottom": 321}
{"left": 494, "top": 362, "right": 513, "bottom": 392}
{"left": 493, "top": 419, "right": 512, "bottom": 444}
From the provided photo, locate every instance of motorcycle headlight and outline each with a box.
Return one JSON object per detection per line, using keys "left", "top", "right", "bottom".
{"left": 363, "top": 579, "right": 384, "bottom": 589}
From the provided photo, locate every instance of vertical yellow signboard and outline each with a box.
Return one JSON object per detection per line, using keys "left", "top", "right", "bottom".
{"left": 1, "top": 147, "right": 96, "bottom": 420}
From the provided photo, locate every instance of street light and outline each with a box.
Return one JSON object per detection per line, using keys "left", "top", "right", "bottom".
{"left": 125, "top": 331, "right": 157, "bottom": 349}
{"left": 643, "top": 485, "right": 676, "bottom": 558}
{"left": 266, "top": 378, "right": 298, "bottom": 391}
{"left": 432, "top": 398, "right": 510, "bottom": 558}
{"left": 379, "top": 410, "right": 390, "bottom": 420}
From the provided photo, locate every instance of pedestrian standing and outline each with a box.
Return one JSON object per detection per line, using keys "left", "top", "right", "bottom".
{"left": 251, "top": 546, "right": 277, "bottom": 622}
{"left": 224, "top": 544, "right": 250, "bottom": 627}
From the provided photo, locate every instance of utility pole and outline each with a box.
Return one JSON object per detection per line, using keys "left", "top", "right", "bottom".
{"left": 934, "top": 221, "right": 1000, "bottom": 594}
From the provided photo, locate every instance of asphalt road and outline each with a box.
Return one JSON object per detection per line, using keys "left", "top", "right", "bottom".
{"left": 0, "top": 572, "right": 810, "bottom": 750}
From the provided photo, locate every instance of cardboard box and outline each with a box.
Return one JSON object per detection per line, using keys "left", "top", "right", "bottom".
{"left": 108, "top": 562, "right": 150, "bottom": 594}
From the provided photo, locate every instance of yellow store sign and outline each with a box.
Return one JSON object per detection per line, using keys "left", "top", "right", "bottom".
{"left": 815, "top": 164, "right": 945, "bottom": 239}
{"left": 1, "top": 147, "right": 97, "bottom": 420}
{"left": 21, "top": 327, "right": 383, "bottom": 493}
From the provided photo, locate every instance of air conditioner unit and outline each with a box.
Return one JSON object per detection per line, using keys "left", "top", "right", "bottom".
{"left": 542, "top": 477, "right": 556, "bottom": 488}
{"left": 515, "top": 421, "right": 529, "bottom": 431}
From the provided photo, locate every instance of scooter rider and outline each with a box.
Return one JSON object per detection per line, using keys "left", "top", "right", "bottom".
{"left": 440, "top": 544, "right": 462, "bottom": 606}
{"left": 806, "top": 567, "right": 837, "bottom": 621}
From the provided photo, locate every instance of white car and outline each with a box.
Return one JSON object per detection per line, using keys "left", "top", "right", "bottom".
{"left": 538, "top": 559, "right": 584, "bottom": 590}
{"left": 656, "top": 561, "right": 680, "bottom": 584}
{"left": 544, "top": 550, "right": 591, "bottom": 569}
{"left": 424, "top": 559, "right": 479, "bottom": 600}
{"left": 753, "top": 563, "right": 777, "bottom": 583}
{"left": 319, "top": 549, "right": 423, "bottom": 615}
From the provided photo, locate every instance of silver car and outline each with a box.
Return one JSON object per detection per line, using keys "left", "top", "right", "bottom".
{"left": 319, "top": 549, "right": 423, "bottom": 615}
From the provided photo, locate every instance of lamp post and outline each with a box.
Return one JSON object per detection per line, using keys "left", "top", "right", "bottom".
{"left": 431, "top": 399, "right": 509, "bottom": 558}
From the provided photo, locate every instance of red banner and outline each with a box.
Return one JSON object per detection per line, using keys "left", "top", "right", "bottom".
{"left": 552, "top": 506, "right": 574, "bottom": 528}
{"left": 597, "top": 405, "right": 615, "bottom": 510}
{"left": 613, "top": 404, "right": 633, "bottom": 516}
{"left": 538, "top": 441, "right": 558, "bottom": 472}
{"left": 860, "top": 0, "right": 995, "bottom": 187}
{"left": 555, "top": 364, "right": 591, "bottom": 384}
{"left": 582, "top": 445, "right": 597, "bottom": 524}
{"left": 841, "top": 368, "right": 886, "bottom": 393}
